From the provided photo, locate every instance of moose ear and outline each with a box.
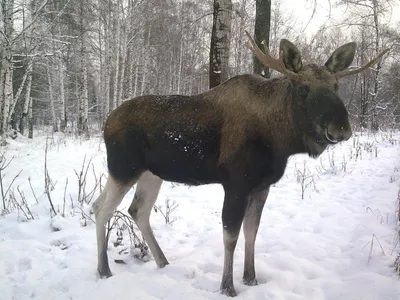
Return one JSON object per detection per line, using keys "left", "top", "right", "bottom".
{"left": 325, "top": 42, "right": 356, "bottom": 73}
{"left": 279, "top": 39, "right": 303, "bottom": 73}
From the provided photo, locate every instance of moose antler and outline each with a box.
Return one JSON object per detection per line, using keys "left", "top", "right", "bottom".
{"left": 335, "top": 48, "right": 390, "bottom": 78}
{"left": 245, "top": 31, "right": 300, "bottom": 80}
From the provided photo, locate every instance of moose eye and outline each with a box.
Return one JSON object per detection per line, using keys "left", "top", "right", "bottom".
{"left": 297, "top": 84, "right": 309, "bottom": 97}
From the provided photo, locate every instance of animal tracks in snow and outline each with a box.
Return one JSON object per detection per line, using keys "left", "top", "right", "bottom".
{"left": 0, "top": 133, "right": 400, "bottom": 299}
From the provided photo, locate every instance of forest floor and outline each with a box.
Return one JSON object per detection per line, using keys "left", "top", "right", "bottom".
{"left": 0, "top": 129, "right": 399, "bottom": 300}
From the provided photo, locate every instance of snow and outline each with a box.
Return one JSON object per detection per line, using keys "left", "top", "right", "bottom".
{"left": 0, "top": 130, "right": 400, "bottom": 300}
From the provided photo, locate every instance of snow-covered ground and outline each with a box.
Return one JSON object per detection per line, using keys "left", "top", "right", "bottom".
{"left": 0, "top": 130, "right": 399, "bottom": 300}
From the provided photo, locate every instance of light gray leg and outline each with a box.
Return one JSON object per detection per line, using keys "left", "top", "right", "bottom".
{"left": 92, "top": 175, "right": 135, "bottom": 277}
{"left": 128, "top": 171, "right": 169, "bottom": 268}
{"left": 242, "top": 187, "right": 269, "bottom": 286}
{"left": 221, "top": 228, "right": 242, "bottom": 297}
{"left": 220, "top": 187, "right": 249, "bottom": 297}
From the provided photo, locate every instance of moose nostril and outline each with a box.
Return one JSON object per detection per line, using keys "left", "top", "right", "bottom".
{"left": 342, "top": 128, "right": 352, "bottom": 140}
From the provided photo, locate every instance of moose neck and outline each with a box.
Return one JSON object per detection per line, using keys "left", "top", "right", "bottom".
{"left": 206, "top": 74, "right": 322, "bottom": 161}
{"left": 256, "top": 77, "right": 311, "bottom": 158}
{"left": 287, "top": 79, "right": 328, "bottom": 158}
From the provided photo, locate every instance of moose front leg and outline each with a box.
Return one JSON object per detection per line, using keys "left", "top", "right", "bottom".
{"left": 220, "top": 187, "right": 249, "bottom": 297}
{"left": 242, "top": 187, "right": 269, "bottom": 286}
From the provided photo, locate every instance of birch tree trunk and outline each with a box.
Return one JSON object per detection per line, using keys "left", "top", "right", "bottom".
{"left": 234, "top": 0, "right": 247, "bottom": 74}
{"left": 28, "top": 92, "right": 33, "bottom": 139}
{"left": 78, "top": 1, "right": 89, "bottom": 138}
{"left": 19, "top": 60, "right": 33, "bottom": 136}
{"left": 8, "top": 61, "right": 30, "bottom": 126}
{"left": 359, "top": 31, "right": 369, "bottom": 129}
{"left": 133, "top": 56, "right": 139, "bottom": 98}
{"left": 128, "top": 47, "right": 135, "bottom": 98}
{"left": 117, "top": 19, "right": 127, "bottom": 103}
{"left": 209, "top": 0, "right": 233, "bottom": 89}
{"left": 103, "top": 5, "right": 112, "bottom": 117}
{"left": 1, "top": 60, "right": 13, "bottom": 141}
{"left": 140, "top": 27, "right": 151, "bottom": 96}
{"left": 59, "top": 58, "right": 67, "bottom": 132}
{"left": 177, "top": 37, "right": 184, "bottom": 94}
{"left": 47, "top": 63, "right": 58, "bottom": 132}
{"left": 0, "top": 0, "right": 15, "bottom": 143}
{"left": 370, "top": 0, "right": 381, "bottom": 131}
{"left": 111, "top": 1, "right": 121, "bottom": 110}
{"left": 79, "top": 57, "right": 89, "bottom": 138}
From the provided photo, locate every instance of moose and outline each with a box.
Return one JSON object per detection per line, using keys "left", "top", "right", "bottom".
{"left": 92, "top": 32, "right": 389, "bottom": 297}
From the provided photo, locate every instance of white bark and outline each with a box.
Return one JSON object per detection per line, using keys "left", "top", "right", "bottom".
{"left": 103, "top": 9, "right": 111, "bottom": 117}
{"left": 8, "top": 61, "right": 30, "bottom": 125}
{"left": 59, "top": 58, "right": 66, "bottom": 131}
{"left": 28, "top": 90, "right": 33, "bottom": 139}
{"left": 20, "top": 59, "right": 33, "bottom": 136}
{"left": 79, "top": 9, "right": 89, "bottom": 138}
{"left": 47, "top": 62, "right": 58, "bottom": 132}
{"left": 80, "top": 58, "right": 89, "bottom": 137}
{"left": 133, "top": 57, "right": 139, "bottom": 98}
{"left": 177, "top": 37, "right": 184, "bottom": 94}
{"left": 140, "top": 27, "right": 151, "bottom": 96}
{"left": 118, "top": 20, "right": 127, "bottom": 103}
{"left": 1, "top": 0, "right": 15, "bottom": 142}
{"left": 111, "top": 1, "right": 121, "bottom": 110}
{"left": 2, "top": 62, "right": 13, "bottom": 138}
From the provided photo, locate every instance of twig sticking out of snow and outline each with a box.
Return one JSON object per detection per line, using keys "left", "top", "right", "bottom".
{"left": 153, "top": 197, "right": 179, "bottom": 225}
{"left": 44, "top": 137, "right": 57, "bottom": 216}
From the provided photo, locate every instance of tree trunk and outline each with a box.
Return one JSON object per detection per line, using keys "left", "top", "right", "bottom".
{"left": 19, "top": 59, "right": 33, "bottom": 135}
{"left": 209, "top": 0, "right": 233, "bottom": 89}
{"left": 118, "top": 19, "right": 127, "bottom": 103}
{"left": 370, "top": 0, "right": 381, "bottom": 131}
{"left": 47, "top": 63, "right": 58, "bottom": 132}
{"left": 79, "top": 58, "right": 89, "bottom": 138}
{"left": 0, "top": 0, "right": 15, "bottom": 144}
{"left": 58, "top": 40, "right": 67, "bottom": 132}
{"left": 97, "top": 0, "right": 105, "bottom": 125}
{"left": 1, "top": 61, "right": 13, "bottom": 141}
{"left": 103, "top": 1, "right": 112, "bottom": 117}
{"left": 78, "top": 15, "right": 89, "bottom": 138}
{"left": 253, "top": 0, "right": 271, "bottom": 77}
{"left": 111, "top": 1, "right": 121, "bottom": 110}
{"left": 235, "top": 0, "right": 247, "bottom": 74}
{"left": 8, "top": 61, "right": 30, "bottom": 126}
{"left": 140, "top": 27, "right": 151, "bottom": 96}
{"left": 133, "top": 54, "right": 139, "bottom": 98}
{"left": 28, "top": 94, "right": 33, "bottom": 139}
{"left": 177, "top": 37, "right": 184, "bottom": 94}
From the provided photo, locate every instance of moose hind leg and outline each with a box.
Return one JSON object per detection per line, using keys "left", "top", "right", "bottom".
{"left": 128, "top": 171, "right": 169, "bottom": 268}
{"left": 92, "top": 174, "right": 137, "bottom": 278}
{"left": 242, "top": 187, "right": 269, "bottom": 286}
{"left": 220, "top": 187, "right": 250, "bottom": 297}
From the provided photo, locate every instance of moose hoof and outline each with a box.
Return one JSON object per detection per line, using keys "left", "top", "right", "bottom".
{"left": 243, "top": 277, "right": 258, "bottom": 286}
{"left": 156, "top": 261, "right": 170, "bottom": 268}
{"left": 220, "top": 286, "right": 237, "bottom": 297}
{"left": 98, "top": 268, "right": 113, "bottom": 279}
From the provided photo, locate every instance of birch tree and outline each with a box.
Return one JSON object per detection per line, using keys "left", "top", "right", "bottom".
{"left": 338, "top": 0, "right": 393, "bottom": 130}
{"left": 0, "top": 0, "right": 49, "bottom": 141}
{"left": 111, "top": 0, "right": 121, "bottom": 110}
{"left": 19, "top": 59, "right": 32, "bottom": 135}
{"left": 77, "top": 0, "right": 89, "bottom": 137}
{"left": 0, "top": 0, "right": 15, "bottom": 143}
